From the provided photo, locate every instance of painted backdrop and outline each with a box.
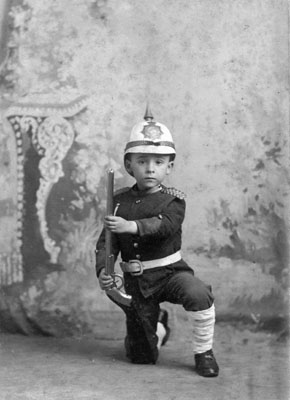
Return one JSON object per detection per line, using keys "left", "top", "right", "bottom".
{"left": 0, "top": 0, "right": 288, "bottom": 337}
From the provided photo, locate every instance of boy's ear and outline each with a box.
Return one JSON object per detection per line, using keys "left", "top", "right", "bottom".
{"left": 125, "top": 159, "right": 134, "bottom": 176}
{"left": 166, "top": 161, "right": 174, "bottom": 175}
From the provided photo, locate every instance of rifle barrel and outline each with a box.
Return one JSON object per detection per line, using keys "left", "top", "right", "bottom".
{"left": 105, "top": 169, "right": 114, "bottom": 275}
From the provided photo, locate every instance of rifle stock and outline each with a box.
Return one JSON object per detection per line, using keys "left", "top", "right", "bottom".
{"left": 105, "top": 169, "right": 132, "bottom": 307}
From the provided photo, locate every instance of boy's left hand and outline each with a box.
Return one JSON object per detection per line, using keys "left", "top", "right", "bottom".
{"left": 104, "top": 216, "right": 138, "bottom": 234}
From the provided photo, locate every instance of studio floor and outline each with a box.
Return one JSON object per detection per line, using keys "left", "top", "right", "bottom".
{"left": 0, "top": 323, "right": 289, "bottom": 400}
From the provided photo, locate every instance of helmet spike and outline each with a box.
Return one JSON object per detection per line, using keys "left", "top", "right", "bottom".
{"left": 144, "top": 103, "right": 154, "bottom": 121}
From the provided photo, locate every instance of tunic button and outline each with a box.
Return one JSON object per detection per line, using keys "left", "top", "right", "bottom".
{"left": 136, "top": 254, "right": 141, "bottom": 260}
{"left": 133, "top": 242, "right": 139, "bottom": 248}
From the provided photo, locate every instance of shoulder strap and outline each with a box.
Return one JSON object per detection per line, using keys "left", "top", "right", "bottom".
{"left": 160, "top": 186, "right": 186, "bottom": 199}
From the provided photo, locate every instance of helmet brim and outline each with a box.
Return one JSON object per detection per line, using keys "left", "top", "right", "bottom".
{"left": 124, "top": 145, "right": 176, "bottom": 155}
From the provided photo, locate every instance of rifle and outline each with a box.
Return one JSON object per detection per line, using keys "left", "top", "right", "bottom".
{"left": 105, "top": 169, "right": 132, "bottom": 307}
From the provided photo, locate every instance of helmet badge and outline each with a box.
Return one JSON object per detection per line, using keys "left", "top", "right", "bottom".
{"left": 141, "top": 103, "right": 164, "bottom": 140}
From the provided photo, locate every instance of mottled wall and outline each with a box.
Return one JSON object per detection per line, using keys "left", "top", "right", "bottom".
{"left": 0, "top": 0, "right": 288, "bottom": 336}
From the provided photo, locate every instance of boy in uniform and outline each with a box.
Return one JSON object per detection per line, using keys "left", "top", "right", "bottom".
{"left": 95, "top": 107, "right": 219, "bottom": 377}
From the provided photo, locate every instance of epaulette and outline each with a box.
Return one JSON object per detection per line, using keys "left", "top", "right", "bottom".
{"left": 114, "top": 187, "right": 131, "bottom": 196}
{"left": 160, "top": 186, "right": 186, "bottom": 199}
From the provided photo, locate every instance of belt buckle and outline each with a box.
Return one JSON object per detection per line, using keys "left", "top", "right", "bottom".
{"left": 129, "top": 260, "right": 143, "bottom": 276}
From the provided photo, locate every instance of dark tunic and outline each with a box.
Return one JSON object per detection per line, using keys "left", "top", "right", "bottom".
{"left": 95, "top": 184, "right": 193, "bottom": 298}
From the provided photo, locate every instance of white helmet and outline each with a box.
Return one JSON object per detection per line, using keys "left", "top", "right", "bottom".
{"left": 124, "top": 105, "right": 176, "bottom": 156}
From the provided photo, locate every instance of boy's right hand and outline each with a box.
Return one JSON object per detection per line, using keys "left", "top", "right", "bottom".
{"left": 98, "top": 268, "right": 114, "bottom": 291}
{"left": 104, "top": 215, "right": 138, "bottom": 234}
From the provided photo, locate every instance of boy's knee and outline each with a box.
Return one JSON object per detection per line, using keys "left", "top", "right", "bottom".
{"left": 168, "top": 271, "right": 214, "bottom": 311}
{"left": 183, "top": 283, "right": 214, "bottom": 311}
{"left": 124, "top": 336, "right": 158, "bottom": 364}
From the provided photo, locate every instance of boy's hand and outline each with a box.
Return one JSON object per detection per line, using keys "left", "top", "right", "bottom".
{"left": 104, "top": 216, "right": 138, "bottom": 234}
{"left": 98, "top": 268, "right": 114, "bottom": 290}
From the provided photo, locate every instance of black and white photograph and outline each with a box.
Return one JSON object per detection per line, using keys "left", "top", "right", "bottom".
{"left": 0, "top": 1, "right": 289, "bottom": 399}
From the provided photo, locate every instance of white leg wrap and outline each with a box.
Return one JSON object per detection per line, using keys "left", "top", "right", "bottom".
{"left": 156, "top": 322, "right": 166, "bottom": 350}
{"left": 190, "top": 303, "right": 216, "bottom": 354}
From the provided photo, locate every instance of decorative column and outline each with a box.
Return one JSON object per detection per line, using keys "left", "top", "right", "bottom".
{"left": 3, "top": 94, "right": 88, "bottom": 285}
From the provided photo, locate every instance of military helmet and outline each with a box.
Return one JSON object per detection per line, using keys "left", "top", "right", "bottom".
{"left": 124, "top": 105, "right": 176, "bottom": 156}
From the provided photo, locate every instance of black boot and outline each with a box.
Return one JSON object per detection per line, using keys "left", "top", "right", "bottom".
{"left": 195, "top": 349, "right": 219, "bottom": 377}
{"left": 158, "top": 309, "right": 171, "bottom": 346}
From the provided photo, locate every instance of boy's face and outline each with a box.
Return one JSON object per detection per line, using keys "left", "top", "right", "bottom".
{"left": 125, "top": 153, "right": 174, "bottom": 191}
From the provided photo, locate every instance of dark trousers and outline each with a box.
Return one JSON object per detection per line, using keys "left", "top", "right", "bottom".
{"left": 111, "top": 270, "right": 214, "bottom": 364}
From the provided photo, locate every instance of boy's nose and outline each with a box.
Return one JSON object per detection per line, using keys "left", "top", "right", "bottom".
{"left": 146, "top": 162, "right": 155, "bottom": 173}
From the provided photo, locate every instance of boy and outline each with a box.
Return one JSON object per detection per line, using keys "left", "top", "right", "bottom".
{"left": 95, "top": 107, "right": 219, "bottom": 377}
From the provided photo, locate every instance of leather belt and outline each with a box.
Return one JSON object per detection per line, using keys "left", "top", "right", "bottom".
{"left": 120, "top": 251, "right": 181, "bottom": 276}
